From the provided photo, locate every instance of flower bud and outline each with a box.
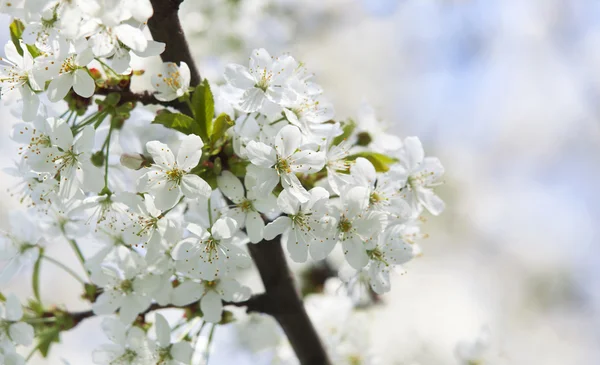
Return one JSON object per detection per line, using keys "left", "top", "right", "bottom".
{"left": 120, "top": 153, "right": 150, "bottom": 170}
{"left": 90, "top": 151, "right": 105, "bottom": 167}
{"left": 356, "top": 131, "right": 372, "bottom": 146}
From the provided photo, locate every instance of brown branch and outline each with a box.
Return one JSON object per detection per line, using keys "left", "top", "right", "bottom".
{"left": 147, "top": 0, "right": 201, "bottom": 86}
{"left": 94, "top": 87, "right": 188, "bottom": 112}
{"left": 64, "top": 293, "right": 270, "bottom": 328}
{"left": 248, "top": 239, "right": 332, "bottom": 365}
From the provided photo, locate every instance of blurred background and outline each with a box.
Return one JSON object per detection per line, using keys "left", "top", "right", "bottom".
{"left": 1, "top": 0, "right": 600, "bottom": 363}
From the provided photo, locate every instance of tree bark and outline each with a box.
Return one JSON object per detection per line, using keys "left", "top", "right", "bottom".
{"left": 147, "top": 0, "right": 201, "bottom": 86}
{"left": 248, "top": 239, "right": 332, "bottom": 365}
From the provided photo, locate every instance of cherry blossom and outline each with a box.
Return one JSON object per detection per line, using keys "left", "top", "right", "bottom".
{"left": 139, "top": 135, "right": 212, "bottom": 210}
{"left": 245, "top": 125, "right": 325, "bottom": 203}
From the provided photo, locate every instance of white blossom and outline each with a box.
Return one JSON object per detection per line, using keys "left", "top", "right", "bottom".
{"left": 264, "top": 187, "right": 335, "bottom": 263}
{"left": 0, "top": 294, "right": 34, "bottom": 352}
{"left": 139, "top": 135, "right": 212, "bottom": 210}
{"left": 91, "top": 249, "right": 160, "bottom": 323}
{"left": 322, "top": 186, "right": 386, "bottom": 270}
{"left": 0, "top": 211, "right": 42, "bottom": 284}
{"left": 224, "top": 48, "right": 297, "bottom": 112}
{"left": 395, "top": 137, "right": 445, "bottom": 216}
{"left": 151, "top": 314, "right": 193, "bottom": 365}
{"left": 0, "top": 41, "right": 41, "bottom": 121}
{"left": 217, "top": 170, "right": 278, "bottom": 243}
{"left": 151, "top": 62, "right": 191, "bottom": 102}
{"left": 172, "top": 217, "right": 250, "bottom": 280}
{"left": 245, "top": 125, "right": 325, "bottom": 203}
{"left": 93, "top": 317, "right": 155, "bottom": 365}
{"left": 170, "top": 278, "right": 251, "bottom": 323}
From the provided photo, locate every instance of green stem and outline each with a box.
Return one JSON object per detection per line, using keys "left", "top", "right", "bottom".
{"left": 25, "top": 343, "right": 40, "bottom": 362}
{"left": 67, "top": 238, "right": 87, "bottom": 273}
{"left": 185, "top": 97, "right": 194, "bottom": 117}
{"left": 44, "top": 256, "right": 85, "bottom": 284}
{"left": 96, "top": 58, "right": 118, "bottom": 77}
{"left": 72, "top": 111, "right": 107, "bottom": 134}
{"left": 270, "top": 115, "right": 286, "bottom": 125}
{"left": 43, "top": 256, "right": 86, "bottom": 284}
{"left": 103, "top": 124, "right": 114, "bottom": 191}
{"left": 24, "top": 317, "right": 57, "bottom": 324}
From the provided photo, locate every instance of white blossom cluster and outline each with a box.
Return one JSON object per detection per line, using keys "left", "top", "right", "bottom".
{"left": 0, "top": 295, "right": 34, "bottom": 365}
{"left": 0, "top": 1, "right": 445, "bottom": 363}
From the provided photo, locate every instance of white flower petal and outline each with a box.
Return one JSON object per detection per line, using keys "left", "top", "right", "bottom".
{"left": 9, "top": 322, "right": 33, "bottom": 346}
{"left": 151, "top": 184, "right": 181, "bottom": 210}
{"left": 201, "top": 291, "right": 223, "bottom": 323}
{"left": 276, "top": 189, "right": 300, "bottom": 215}
{"left": 286, "top": 228, "right": 309, "bottom": 263}
{"left": 342, "top": 236, "right": 369, "bottom": 270}
{"left": 114, "top": 24, "right": 148, "bottom": 52}
{"left": 211, "top": 217, "right": 238, "bottom": 240}
{"left": 181, "top": 175, "right": 212, "bottom": 200}
{"left": 5, "top": 294, "right": 23, "bottom": 321}
{"left": 73, "top": 69, "right": 95, "bottom": 98}
{"left": 47, "top": 73, "right": 74, "bottom": 102}
{"left": 217, "top": 171, "right": 245, "bottom": 204}
{"left": 245, "top": 210, "right": 264, "bottom": 243}
{"left": 154, "top": 313, "right": 171, "bottom": 348}
{"left": 171, "top": 238, "right": 198, "bottom": 260}
{"left": 245, "top": 141, "right": 276, "bottom": 168}
{"left": 101, "top": 317, "right": 127, "bottom": 344}
{"left": 351, "top": 157, "right": 377, "bottom": 188}
{"left": 275, "top": 125, "right": 303, "bottom": 158}
{"left": 237, "top": 88, "right": 265, "bottom": 113}
{"left": 171, "top": 341, "right": 194, "bottom": 362}
{"left": 403, "top": 136, "right": 424, "bottom": 171}
{"left": 172, "top": 281, "right": 204, "bottom": 306}
{"left": 263, "top": 216, "right": 291, "bottom": 240}
{"left": 177, "top": 134, "right": 204, "bottom": 171}
{"left": 146, "top": 141, "right": 176, "bottom": 168}
{"left": 224, "top": 64, "right": 255, "bottom": 89}
{"left": 343, "top": 186, "right": 370, "bottom": 217}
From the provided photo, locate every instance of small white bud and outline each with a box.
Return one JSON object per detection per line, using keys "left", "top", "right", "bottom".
{"left": 120, "top": 153, "right": 149, "bottom": 170}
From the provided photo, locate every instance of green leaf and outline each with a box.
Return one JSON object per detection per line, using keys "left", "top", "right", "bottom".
{"left": 191, "top": 79, "right": 214, "bottom": 141}
{"left": 9, "top": 19, "right": 42, "bottom": 58}
{"left": 332, "top": 119, "right": 356, "bottom": 146}
{"left": 346, "top": 152, "right": 398, "bottom": 172}
{"left": 227, "top": 155, "right": 248, "bottom": 177}
{"left": 28, "top": 299, "right": 44, "bottom": 315}
{"left": 152, "top": 110, "right": 195, "bottom": 135}
{"left": 37, "top": 327, "right": 60, "bottom": 357}
{"left": 210, "top": 113, "right": 234, "bottom": 143}
{"left": 9, "top": 20, "right": 25, "bottom": 56}
{"left": 32, "top": 248, "right": 44, "bottom": 303}
{"left": 0, "top": 292, "right": 5, "bottom": 302}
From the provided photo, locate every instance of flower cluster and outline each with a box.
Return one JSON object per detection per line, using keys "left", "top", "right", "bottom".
{"left": 0, "top": 295, "right": 33, "bottom": 365}
{"left": 0, "top": 2, "right": 444, "bottom": 363}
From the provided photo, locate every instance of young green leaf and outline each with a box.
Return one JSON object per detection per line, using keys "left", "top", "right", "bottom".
{"left": 210, "top": 113, "right": 234, "bottom": 143}
{"left": 346, "top": 151, "right": 398, "bottom": 172}
{"left": 9, "top": 19, "right": 42, "bottom": 58}
{"left": 191, "top": 79, "right": 215, "bottom": 141}
{"left": 9, "top": 20, "right": 25, "bottom": 56}
{"left": 37, "top": 327, "right": 61, "bottom": 357}
{"left": 152, "top": 110, "right": 195, "bottom": 135}
{"left": 332, "top": 119, "right": 356, "bottom": 146}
